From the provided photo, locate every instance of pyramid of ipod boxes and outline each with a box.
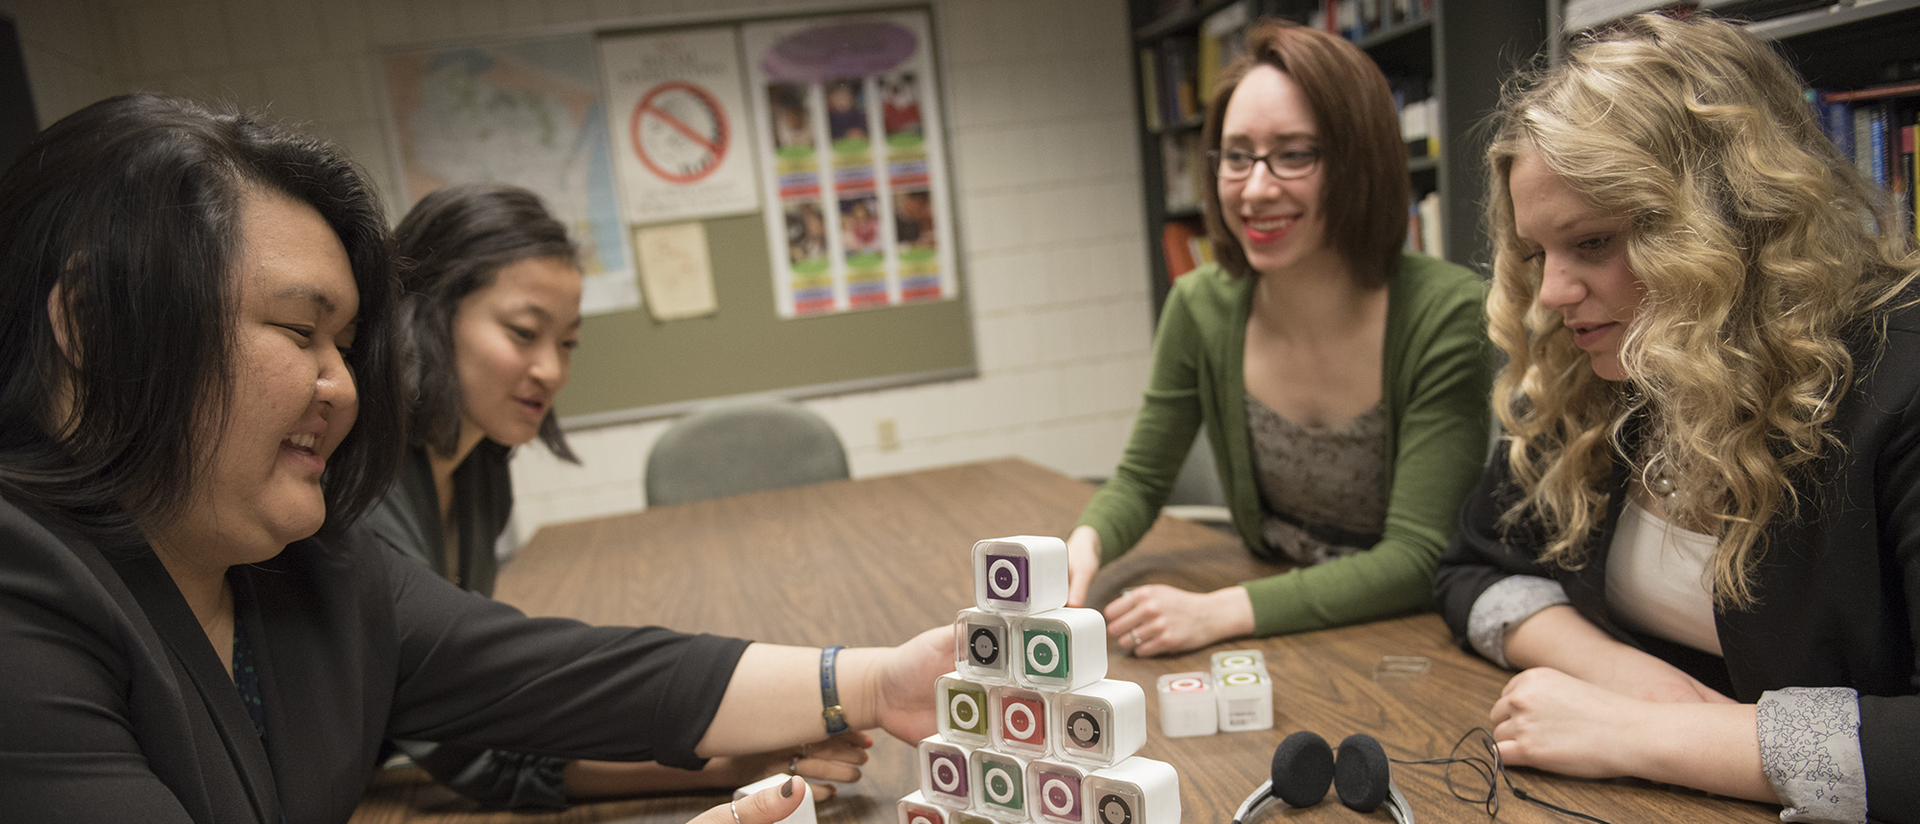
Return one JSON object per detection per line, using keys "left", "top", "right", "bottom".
{"left": 898, "top": 536, "right": 1181, "bottom": 824}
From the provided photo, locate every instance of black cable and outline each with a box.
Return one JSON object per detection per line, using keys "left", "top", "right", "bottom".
{"left": 1386, "top": 727, "right": 1616, "bottom": 824}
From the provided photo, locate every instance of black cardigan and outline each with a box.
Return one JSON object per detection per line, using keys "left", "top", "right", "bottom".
{"left": 0, "top": 495, "right": 749, "bottom": 823}
{"left": 1435, "top": 303, "right": 1920, "bottom": 823}
{"left": 361, "top": 439, "right": 513, "bottom": 597}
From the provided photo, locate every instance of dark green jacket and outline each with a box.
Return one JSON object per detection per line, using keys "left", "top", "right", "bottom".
{"left": 1077, "top": 253, "right": 1492, "bottom": 635}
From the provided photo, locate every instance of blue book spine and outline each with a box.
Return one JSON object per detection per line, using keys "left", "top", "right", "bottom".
{"left": 1828, "top": 101, "right": 1854, "bottom": 159}
{"left": 1871, "top": 106, "right": 1888, "bottom": 188}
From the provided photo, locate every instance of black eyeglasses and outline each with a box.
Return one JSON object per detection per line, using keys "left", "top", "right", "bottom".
{"left": 1208, "top": 147, "right": 1322, "bottom": 181}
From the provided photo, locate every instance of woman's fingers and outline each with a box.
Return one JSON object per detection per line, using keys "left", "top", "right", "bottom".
{"left": 698, "top": 776, "right": 805, "bottom": 824}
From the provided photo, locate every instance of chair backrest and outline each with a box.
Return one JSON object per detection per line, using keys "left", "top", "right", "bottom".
{"left": 1168, "top": 424, "right": 1226, "bottom": 508}
{"left": 644, "top": 401, "right": 851, "bottom": 507}
{"left": 1162, "top": 424, "right": 1232, "bottom": 528}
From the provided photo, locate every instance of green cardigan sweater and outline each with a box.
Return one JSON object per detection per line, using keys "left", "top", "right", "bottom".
{"left": 1077, "top": 253, "right": 1492, "bottom": 636}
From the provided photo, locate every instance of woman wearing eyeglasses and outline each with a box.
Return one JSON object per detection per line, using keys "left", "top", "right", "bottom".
{"left": 1066, "top": 19, "right": 1492, "bottom": 655}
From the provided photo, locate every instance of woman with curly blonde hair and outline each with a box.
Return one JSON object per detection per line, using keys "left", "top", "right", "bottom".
{"left": 1434, "top": 13, "right": 1920, "bottom": 822}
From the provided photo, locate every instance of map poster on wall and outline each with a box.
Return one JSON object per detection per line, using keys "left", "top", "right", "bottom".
{"left": 600, "top": 27, "right": 761, "bottom": 225}
{"left": 742, "top": 10, "right": 958, "bottom": 318}
{"left": 382, "top": 34, "right": 640, "bottom": 316}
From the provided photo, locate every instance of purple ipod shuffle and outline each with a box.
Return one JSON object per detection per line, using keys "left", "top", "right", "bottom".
{"left": 984, "top": 553, "right": 1029, "bottom": 604}
{"left": 929, "top": 751, "right": 968, "bottom": 797}
{"left": 1040, "top": 770, "right": 1081, "bottom": 818}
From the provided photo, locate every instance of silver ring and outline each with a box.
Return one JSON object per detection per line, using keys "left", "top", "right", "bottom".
{"left": 730, "top": 798, "right": 743, "bottom": 824}
{"left": 789, "top": 754, "right": 801, "bottom": 775}
{"left": 1128, "top": 630, "right": 1140, "bottom": 647}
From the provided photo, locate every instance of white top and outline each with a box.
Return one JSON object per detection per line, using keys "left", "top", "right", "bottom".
{"left": 1604, "top": 497, "right": 1722, "bottom": 656}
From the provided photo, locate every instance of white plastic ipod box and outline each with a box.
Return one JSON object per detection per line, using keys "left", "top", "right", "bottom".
{"left": 919, "top": 734, "right": 977, "bottom": 808}
{"left": 1025, "top": 758, "right": 1090, "bottom": 824}
{"left": 1209, "top": 649, "right": 1265, "bottom": 676}
{"left": 1013, "top": 609, "right": 1107, "bottom": 691}
{"left": 1155, "top": 672, "right": 1217, "bottom": 737}
{"left": 973, "top": 536, "right": 1069, "bottom": 615}
{"left": 956, "top": 608, "right": 1013, "bottom": 683}
{"left": 989, "top": 683, "right": 1052, "bottom": 757}
{"left": 1052, "top": 679, "right": 1147, "bottom": 767}
{"left": 1085, "top": 757, "right": 1181, "bottom": 824}
{"left": 938, "top": 673, "right": 992, "bottom": 746}
{"left": 900, "top": 790, "right": 951, "bottom": 824}
{"left": 1214, "top": 669, "right": 1274, "bottom": 732}
{"left": 970, "top": 748, "right": 1032, "bottom": 821}
{"left": 734, "top": 773, "right": 817, "bottom": 824}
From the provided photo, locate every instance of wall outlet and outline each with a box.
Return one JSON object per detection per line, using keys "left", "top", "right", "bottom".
{"left": 877, "top": 418, "right": 900, "bottom": 451}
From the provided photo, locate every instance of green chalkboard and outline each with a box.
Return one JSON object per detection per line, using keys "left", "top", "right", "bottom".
{"left": 556, "top": 213, "right": 975, "bottom": 427}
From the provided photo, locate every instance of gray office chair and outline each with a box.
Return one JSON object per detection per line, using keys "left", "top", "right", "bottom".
{"left": 1164, "top": 425, "right": 1232, "bottom": 530}
{"left": 644, "top": 400, "right": 851, "bottom": 507}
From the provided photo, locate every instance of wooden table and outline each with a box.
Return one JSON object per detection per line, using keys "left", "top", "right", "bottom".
{"left": 351, "top": 458, "right": 1775, "bottom": 824}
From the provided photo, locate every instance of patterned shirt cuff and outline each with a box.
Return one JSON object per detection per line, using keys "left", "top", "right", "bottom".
{"left": 1757, "top": 687, "right": 1866, "bottom": 824}
{"left": 1465, "top": 575, "right": 1569, "bottom": 668}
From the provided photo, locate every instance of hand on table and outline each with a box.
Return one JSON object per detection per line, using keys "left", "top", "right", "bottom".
{"left": 715, "top": 731, "right": 871, "bottom": 800}
{"left": 1065, "top": 526, "right": 1102, "bottom": 608}
{"left": 1490, "top": 667, "right": 1653, "bottom": 779}
{"left": 1104, "top": 584, "right": 1254, "bottom": 657}
{"left": 867, "top": 625, "right": 955, "bottom": 745}
{"left": 692, "top": 776, "right": 805, "bottom": 824}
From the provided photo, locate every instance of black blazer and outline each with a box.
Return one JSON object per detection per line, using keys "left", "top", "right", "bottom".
{"left": 1435, "top": 302, "right": 1920, "bottom": 822}
{"left": 0, "top": 495, "right": 749, "bottom": 823}
{"left": 362, "top": 440, "right": 514, "bottom": 597}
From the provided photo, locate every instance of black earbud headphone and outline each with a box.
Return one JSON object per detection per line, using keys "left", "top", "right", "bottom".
{"left": 1232, "top": 731, "right": 1414, "bottom": 824}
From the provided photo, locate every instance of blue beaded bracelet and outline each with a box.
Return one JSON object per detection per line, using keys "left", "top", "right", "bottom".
{"left": 820, "top": 645, "right": 848, "bottom": 735}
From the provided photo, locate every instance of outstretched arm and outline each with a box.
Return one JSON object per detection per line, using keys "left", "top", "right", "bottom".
{"left": 695, "top": 626, "right": 952, "bottom": 758}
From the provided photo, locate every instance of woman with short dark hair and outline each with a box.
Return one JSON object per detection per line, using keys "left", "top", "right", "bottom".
{"left": 0, "top": 93, "right": 946, "bottom": 824}
{"left": 1068, "top": 19, "right": 1492, "bottom": 654}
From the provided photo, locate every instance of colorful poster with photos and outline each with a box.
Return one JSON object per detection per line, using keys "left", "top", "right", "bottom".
{"left": 743, "top": 10, "right": 958, "bottom": 318}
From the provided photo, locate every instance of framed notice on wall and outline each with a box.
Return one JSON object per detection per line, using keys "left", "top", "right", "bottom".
{"left": 600, "top": 26, "right": 761, "bottom": 225}
{"left": 742, "top": 9, "right": 959, "bottom": 318}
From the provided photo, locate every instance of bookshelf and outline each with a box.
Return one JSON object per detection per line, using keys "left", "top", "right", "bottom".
{"left": 1759, "top": 2, "right": 1920, "bottom": 240}
{"left": 1552, "top": 1, "right": 1920, "bottom": 242}
{"left": 1127, "top": 0, "right": 1548, "bottom": 315}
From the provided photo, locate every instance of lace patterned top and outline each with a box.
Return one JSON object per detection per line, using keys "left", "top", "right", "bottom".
{"left": 1245, "top": 392, "right": 1389, "bottom": 565}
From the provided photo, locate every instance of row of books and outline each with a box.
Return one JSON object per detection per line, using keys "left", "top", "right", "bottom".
{"left": 1810, "top": 84, "right": 1920, "bottom": 239}
{"left": 1161, "top": 131, "right": 1206, "bottom": 213}
{"left": 1390, "top": 75, "right": 1437, "bottom": 159}
{"left": 1161, "top": 220, "right": 1217, "bottom": 280}
{"left": 1157, "top": 188, "right": 1443, "bottom": 281}
{"left": 1306, "top": 0, "right": 1434, "bottom": 41}
{"left": 1407, "top": 190, "right": 1444, "bottom": 258}
{"left": 1140, "top": 38, "right": 1201, "bottom": 132}
{"left": 1139, "top": 2, "right": 1254, "bottom": 132}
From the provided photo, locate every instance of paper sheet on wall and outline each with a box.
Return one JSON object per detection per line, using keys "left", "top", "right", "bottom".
{"left": 381, "top": 34, "right": 641, "bottom": 317}
{"left": 634, "top": 222, "right": 718, "bottom": 321}
{"left": 600, "top": 27, "right": 761, "bottom": 224}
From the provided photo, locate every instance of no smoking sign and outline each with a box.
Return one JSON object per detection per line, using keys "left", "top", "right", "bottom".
{"left": 630, "top": 81, "right": 729, "bottom": 184}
